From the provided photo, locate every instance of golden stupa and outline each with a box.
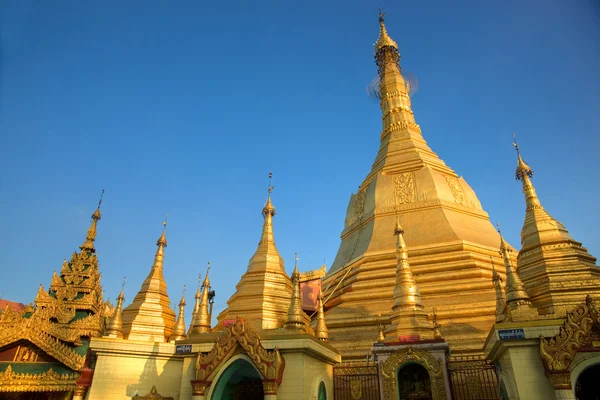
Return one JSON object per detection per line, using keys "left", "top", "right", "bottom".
{"left": 322, "top": 14, "right": 512, "bottom": 359}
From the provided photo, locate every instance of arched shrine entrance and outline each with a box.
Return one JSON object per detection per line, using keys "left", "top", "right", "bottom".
{"left": 397, "top": 363, "right": 432, "bottom": 400}
{"left": 190, "top": 319, "right": 285, "bottom": 399}
{"left": 575, "top": 364, "right": 600, "bottom": 400}
{"left": 211, "top": 358, "right": 264, "bottom": 400}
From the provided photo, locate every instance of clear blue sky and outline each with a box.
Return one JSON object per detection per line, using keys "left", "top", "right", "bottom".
{"left": 1, "top": 1, "right": 599, "bottom": 325}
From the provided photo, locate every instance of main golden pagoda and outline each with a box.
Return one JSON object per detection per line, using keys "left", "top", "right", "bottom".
{"left": 322, "top": 13, "right": 513, "bottom": 359}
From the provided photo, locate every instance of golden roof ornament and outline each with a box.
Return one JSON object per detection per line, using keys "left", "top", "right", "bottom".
{"left": 170, "top": 285, "right": 187, "bottom": 341}
{"left": 80, "top": 189, "right": 104, "bottom": 252}
{"left": 104, "top": 277, "right": 126, "bottom": 338}
{"left": 189, "top": 263, "right": 212, "bottom": 335}
{"left": 285, "top": 253, "right": 306, "bottom": 330}
{"left": 315, "top": 288, "right": 329, "bottom": 341}
{"left": 491, "top": 256, "right": 506, "bottom": 323}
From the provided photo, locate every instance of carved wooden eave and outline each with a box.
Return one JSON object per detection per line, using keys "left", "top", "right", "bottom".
{"left": 0, "top": 308, "right": 90, "bottom": 371}
{"left": 0, "top": 365, "right": 80, "bottom": 393}
{"left": 381, "top": 347, "right": 447, "bottom": 400}
{"left": 298, "top": 265, "right": 327, "bottom": 283}
{"left": 540, "top": 295, "right": 600, "bottom": 376}
{"left": 193, "top": 318, "right": 285, "bottom": 393}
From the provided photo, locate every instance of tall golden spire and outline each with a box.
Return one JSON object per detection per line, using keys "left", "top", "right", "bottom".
{"left": 490, "top": 257, "right": 506, "bottom": 323}
{"left": 80, "top": 189, "right": 104, "bottom": 252}
{"left": 104, "top": 277, "right": 125, "bottom": 338}
{"left": 189, "top": 263, "right": 212, "bottom": 335}
{"left": 511, "top": 135, "right": 600, "bottom": 316}
{"left": 386, "top": 220, "right": 434, "bottom": 341}
{"left": 217, "top": 174, "right": 293, "bottom": 331}
{"left": 122, "top": 218, "right": 176, "bottom": 342}
{"left": 314, "top": 288, "right": 329, "bottom": 341}
{"left": 497, "top": 224, "right": 537, "bottom": 322}
{"left": 170, "top": 286, "right": 187, "bottom": 341}
{"left": 285, "top": 254, "right": 306, "bottom": 330}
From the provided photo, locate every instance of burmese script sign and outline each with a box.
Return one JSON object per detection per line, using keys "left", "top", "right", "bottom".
{"left": 176, "top": 345, "right": 192, "bottom": 354}
{"left": 498, "top": 329, "right": 525, "bottom": 340}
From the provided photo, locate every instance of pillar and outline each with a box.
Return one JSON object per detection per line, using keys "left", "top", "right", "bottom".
{"left": 191, "top": 380, "right": 209, "bottom": 400}
{"left": 547, "top": 372, "right": 574, "bottom": 400}
{"left": 72, "top": 385, "right": 88, "bottom": 400}
{"left": 263, "top": 380, "right": 278, "bottom": 400}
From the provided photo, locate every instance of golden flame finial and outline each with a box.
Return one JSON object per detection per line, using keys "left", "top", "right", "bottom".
{"left": 513, "top": 133, "right": 533, "bottom": 180}
{"left": 170, "top": 284, "right": 188, "bottom": 341}
{"left": 190, "top": 263, "right": 212, "bottom": 334}
{"left": 490, "top": 256, "right": 506, "bottom": 323}
{"left": 203, "top": 262, "right": 211, "bottom": 287}
{"left": 285, "top": 252, "right": 305, "bottom": 330}
{"left": 496, "top": 222, "right": 531, "bottom": 305}
{"left": 104, "top": 276, "right": 125, "bottom": 338}
{"left": 80, "top": 189, "right": 104, "bottom": 252}
{"left": 157, "top": 214, "right": 168, "bottom": 247}
{"left": 315, "top": 288, "right": 329, "bottom": 341}
{"left": 375, "top": 9, "right": 398, "bottom": 53}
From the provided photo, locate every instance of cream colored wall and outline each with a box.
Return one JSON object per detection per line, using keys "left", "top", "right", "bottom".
{"left": 275, "top": 351, "right": 333, "bottom": 399}
{"left": 88, "top": 351, "right": 183, "bottom": 400}
{"left": 178, "top": 355, "right": 196, "bottom": 400}
{"left": 499, "top": 345, "right": 554, "bottom": 400}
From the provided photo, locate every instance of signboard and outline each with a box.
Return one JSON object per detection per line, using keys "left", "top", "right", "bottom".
{"left": 498, "top": 329, "right": 525, "bottom": 340}
{"left": 300, "top": 279, "right": 321, "bottom": 312}
{"left": 175, "top": 344, "right": 192, "bottom": 354}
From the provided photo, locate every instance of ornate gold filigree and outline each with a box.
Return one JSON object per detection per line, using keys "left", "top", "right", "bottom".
{"left": 353, "top": 188, "right": 367, "bottom": 219}
{"left": 540, "top": 296, "right": 600, "bottom": 378}
{"left": 333, "top": 365, "right": 378, "bottom": 376}
{"left": 350, "top": 380, "right": 362, "bottom": 399}
{"left": 394, "top": 173, "right": 414, "bottom": 204}
{"left": 381, "top": 347, "right": 447, "bottom": 400}
{"left": 0, "top": 365, "right": 79, "bottom": 393}
{"left": 194, "top": 318, "right": 285, "bottom": 393}
{"left": 445, "top": 176, "right": 465, "bottom": 205}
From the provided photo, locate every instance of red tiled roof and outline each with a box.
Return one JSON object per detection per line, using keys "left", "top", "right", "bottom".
{"left": 0, "top": 299, "right": 27, "bottom": 313}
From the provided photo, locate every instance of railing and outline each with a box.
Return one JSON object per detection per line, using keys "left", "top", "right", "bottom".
{"left": 447, "top": 356, "right": 500, "bottom": 400}
{"left": 333, "top": 362, "right": 380, "bottom": 400}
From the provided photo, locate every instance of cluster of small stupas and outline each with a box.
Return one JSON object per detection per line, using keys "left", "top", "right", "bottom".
{"left": 98, "top": 191, "right": 331, "bottom": 344}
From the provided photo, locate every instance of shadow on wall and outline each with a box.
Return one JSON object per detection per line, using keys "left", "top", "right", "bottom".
{"left": 125, "top": 343, "right": 165, "bottom": 398}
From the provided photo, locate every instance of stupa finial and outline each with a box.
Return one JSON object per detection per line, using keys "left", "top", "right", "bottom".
{"left": 80, "top": 189, "right": 104, "bottom": 252}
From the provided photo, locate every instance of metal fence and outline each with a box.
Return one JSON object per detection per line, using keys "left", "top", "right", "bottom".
{"left": 333, "top": 363, "right": 380, "bottom": 400}
{"left": 447, "top": 357, "right": 500, "bottom": 400}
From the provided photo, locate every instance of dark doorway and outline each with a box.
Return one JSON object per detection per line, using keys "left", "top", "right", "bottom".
{"left": 575, "top": 363, "right": 600, "bottom": 400}
{"left": 397, "top": 363, "right": 432, "bottom": 400}
{"left": 211, "top": 358, "right": 264, "bottom": 400}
